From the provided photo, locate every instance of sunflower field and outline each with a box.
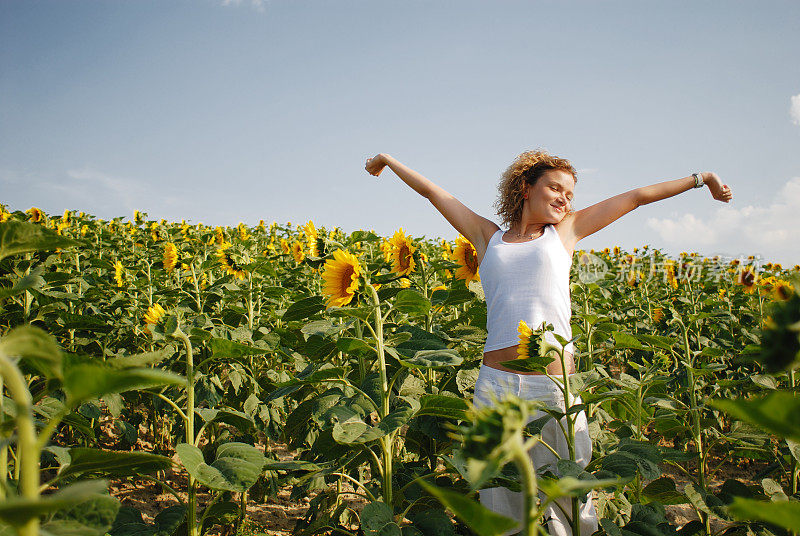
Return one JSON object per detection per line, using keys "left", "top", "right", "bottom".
{"left": 0, "top": 204, "right": 799, "bottom": 536}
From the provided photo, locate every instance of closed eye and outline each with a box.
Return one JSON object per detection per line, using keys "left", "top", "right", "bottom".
{"left": 552, "top": 185, "right": 573, "bottom": 200}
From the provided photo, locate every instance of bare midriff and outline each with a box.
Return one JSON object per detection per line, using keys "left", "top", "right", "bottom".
{"left": 483, "top": 345, "right": 575, "bottom": 376}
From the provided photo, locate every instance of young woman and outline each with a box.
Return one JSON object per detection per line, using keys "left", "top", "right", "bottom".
{"left": 364, "top": 150, "right": 732, "bottom": 536}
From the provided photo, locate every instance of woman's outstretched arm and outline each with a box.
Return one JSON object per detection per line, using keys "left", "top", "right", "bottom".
{"left": 560, "top": 172, "right": 732, "bottom": 248}
{"left": 365, "top": 153, "right": 499, "bottom": 259}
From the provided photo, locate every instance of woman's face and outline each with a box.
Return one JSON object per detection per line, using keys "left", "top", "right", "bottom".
{"left": 524, "top": 169, "right": 575, "bottom": 223}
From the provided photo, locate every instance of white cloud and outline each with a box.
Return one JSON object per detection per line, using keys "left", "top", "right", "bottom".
{"left": 221, "top": 0, "right": 268, "bottom": 12}
{"left": 646, "top": 177, "right": 800, "bottom": 266}
{"left": 791, "top": 93, "right": 800, "bottom": 126}
{"left": 66, "top": 168, "right": 144, "bottom": 198}
{"left": 45, "top": 168, "right": 182, "bottom": 216}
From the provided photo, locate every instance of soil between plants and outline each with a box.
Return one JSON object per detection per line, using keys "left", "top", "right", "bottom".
{"left": 104, "top": 437, "right": 773, "bottom": 536}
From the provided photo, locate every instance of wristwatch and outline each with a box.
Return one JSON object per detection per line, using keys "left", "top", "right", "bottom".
{"left": 692, "top": 173, "right": 704, "bottom": 188}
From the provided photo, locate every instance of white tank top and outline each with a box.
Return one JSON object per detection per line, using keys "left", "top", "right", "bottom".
{"left": 480, "top": 225, "right": 574, "bottom": 354}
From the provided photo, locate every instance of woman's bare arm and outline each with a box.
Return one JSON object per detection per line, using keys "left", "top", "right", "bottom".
{"left": 365, "top": 154, "right": 499, "bottom": 259}
{"left": 559, "top": 172, "right": 732, "bottom": 249}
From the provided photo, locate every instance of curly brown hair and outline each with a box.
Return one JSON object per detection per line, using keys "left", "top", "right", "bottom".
{"left": 493, "top": 149, "right": 577, "bottom": 227}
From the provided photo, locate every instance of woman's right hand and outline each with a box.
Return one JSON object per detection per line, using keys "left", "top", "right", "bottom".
{"left": 702, "top": 172, "right": 733, "bottom": 203}
{"left": 365, "top": 154, "right": 389, "bottom": 177}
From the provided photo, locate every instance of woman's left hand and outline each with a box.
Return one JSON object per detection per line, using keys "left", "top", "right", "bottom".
{"left": 703, "top": 172, "right": 733, "bottom": 203}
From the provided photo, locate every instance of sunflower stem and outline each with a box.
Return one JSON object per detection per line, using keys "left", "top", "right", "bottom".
{"left": 173, "top": 324, "right": 198, "bottom": 536}
{"left": 190, "top": 262, "right": 202, "bottom": 312}
{"left": 557, "top": 345, "right": 580, "bottom": 536}
{"left": 509, "top": 403, "right": 541, "bottom": 536}
{"left": 791, "top": 370, "right": 798, "bottom": 496}
{"left": 355, "top": 319, "right": 366, "bottom": 383}
{"left": 0, "top": 374, "right": 5, "bottom": 500}
{"left": 0, "top": 351, "right": 41, "bottom": 536}
{"left": 368, "top": 283, "right": 392, "bottom": 506}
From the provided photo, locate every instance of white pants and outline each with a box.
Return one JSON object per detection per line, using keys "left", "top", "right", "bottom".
{"left": 472, "top": 365, "right": 598, "bottom": 536}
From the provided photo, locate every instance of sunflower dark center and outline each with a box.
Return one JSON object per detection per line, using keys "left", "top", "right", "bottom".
{"left": 340, "top": 265, "right": 355, "bottom": 293}
{"left": 399, "top": 245, "right": 411, "bottom": 269}
{"left": 776, "top": 285, "right": 791, "bottom": 300}
{"left": 464, "top": 246, "right": 478, "bottom": 271}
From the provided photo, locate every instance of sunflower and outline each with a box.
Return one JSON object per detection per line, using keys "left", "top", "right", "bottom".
{"left": 321, "top": 249, "right": 361, "bottom": 307}
{"left": 735, "top": 266, "right": 757, "bottom": 293}
{"left": 652, "top": 307, "right": 664, "bottom": 324}
{"left": 772, "top": 280, "right": 794, "bottom": 301}
{"left": 440, "top": 239, "right": 453, "bottom": 260}
{"left": 303, "top": 221, "right": 319, "bottom": 257}
{"left": 379, "top": 239, "right": 393, "bottom": 262}
{"left": 163, "top": 243, "right": 178, "bottom": 272}
{"left": 758, "top": 275, "right": 777, "bottom": 296}
{"left": 627, "top": 270, "right": 644, "bottom": 288}
{"left": 217, "top": 244, "right": 247, "bottom": 280}
{"left": 26, "top": 207, "right": 44, "bottom": 223}
{"left": 516, "top": 320, "right": 539, "bottom": 359}
{"left": 214, "top": 227, "right": 225, "bottom": 246}
{"left": 238, "top": 222, "right": 249, "bottom": 241}
{"left": 143, "top": 303, "right": 166, "bottom": 326}
{"left": 150, "top": 221, "right": 160, "bottom": 241}
{"left": 114, "top": 261, "right": 124, "bottom": 288}
{"left": 291, "top": 241, "right": 305, "bottom": 263}
{"left": 664, "top": 261, "right": 678, "bottom": 290}
{"left": 388, "top": 229, "right": 416, "bottom": 276}
{"left": 452, "top": 235, "right": 479, "bottom": 285}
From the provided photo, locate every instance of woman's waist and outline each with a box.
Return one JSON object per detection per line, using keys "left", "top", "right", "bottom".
{"left": 482, "top": 344, "right": 575, "bottom": 376}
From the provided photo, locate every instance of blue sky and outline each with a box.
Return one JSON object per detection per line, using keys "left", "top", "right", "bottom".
{"left": 2, "top": 0, "right": 799, "bottom": 265}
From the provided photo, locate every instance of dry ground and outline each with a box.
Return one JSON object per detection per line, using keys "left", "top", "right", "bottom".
{"left": 104, "top": 439, "right": 774, "bottom": 536}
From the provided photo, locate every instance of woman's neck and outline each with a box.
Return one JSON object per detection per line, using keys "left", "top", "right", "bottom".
{"left": 509, "top": 221, "right": 547, "bottom": 238}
